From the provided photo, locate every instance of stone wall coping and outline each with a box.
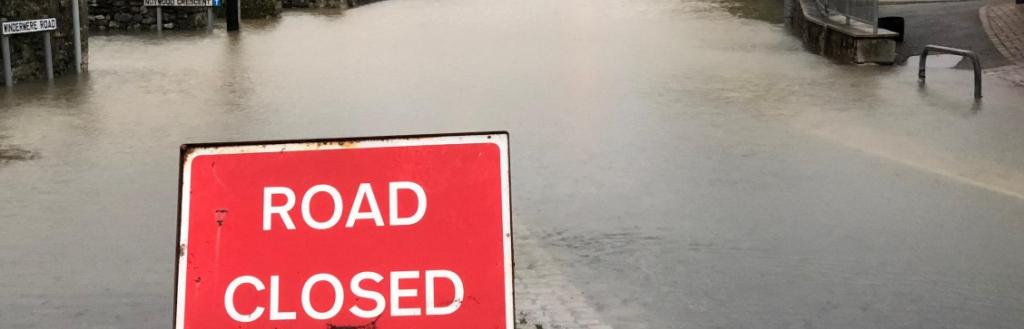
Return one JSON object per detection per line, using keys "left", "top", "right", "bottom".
{"left": 797, "top": 0, "right": 900, "bottom": 38}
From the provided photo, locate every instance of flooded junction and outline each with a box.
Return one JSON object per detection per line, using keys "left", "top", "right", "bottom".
{"left": 2, "top": 0, "right": 1024, "bottom": 328}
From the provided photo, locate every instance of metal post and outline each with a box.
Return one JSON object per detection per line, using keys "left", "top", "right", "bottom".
{"left": 873, "top": 0, "right": 879, "bottom": 34}
{"left": 783, "top": 0, "right": 792, "bottom": 26}
{"left": 971, "top": 53, "right": 982, "bottom": 99}
{"left": 1, "top": 35, "right": 11, "bottom": 86}
{"left": 845, "top": 0, "right": 850, "bottom": 25}
{"left": 43, "top": 32, "right": 53, "bottom": 81}
{"left": 207, "top": 7, "right": 214, "bottom": 31}
{"left": 227, "top": 0, "right": 240, "bottom": 31}
{"left": 157, "top": 7, "right": 163, "bottom": 32}
{"left": 72, "top": 0, "right": 82, "bottom": 73}
{"left": 918, "top": 49, "right": 928, "bottom": 81}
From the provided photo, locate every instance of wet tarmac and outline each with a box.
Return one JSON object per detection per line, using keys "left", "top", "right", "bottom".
{"left": 2, "top": 0, "right": 1024, "bottom": 328}
{"left": 882, "top": 0, "right": 1010, "bottom": 68}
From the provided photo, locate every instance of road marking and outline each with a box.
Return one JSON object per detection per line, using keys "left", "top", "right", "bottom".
{"left": 806, "top": 124, "right": 1024, "bottom": 201}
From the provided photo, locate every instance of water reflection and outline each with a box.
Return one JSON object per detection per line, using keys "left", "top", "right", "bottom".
{"left": 715, "top": 0, "right": 785, "bottom": 23}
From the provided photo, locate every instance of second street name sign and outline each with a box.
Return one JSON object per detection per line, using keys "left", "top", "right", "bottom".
{"left": 175, "top": 133, "right": 513, "bottom": 329}
{"left": 144, "top": 0, "right": 217, "bottom": 6}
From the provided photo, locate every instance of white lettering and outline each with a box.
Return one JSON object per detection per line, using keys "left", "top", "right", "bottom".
{"left": 301, "top": 273, "right": 344, "bottom": 320}
{"left": 223, "top": 270, "right": 463, "bottom": 321}
{"left": 263, "top": 187, "right": 297, "bottom": 231}
{"left": 425, "top": 270, "right": 464, "bottom": 315}
{"left": 301, "top": 184, "right": 344, "bottom": 230}
{"left": 389, "top": 271, "right": 421, "bottom": 317}
{"left": 349, "top": 271, "right": 385, "bottom": 319}
{"left": 224, "top": 276, "right": 265, "bottom": 323}
{"left": 263, "top": 182, "right": 428, "bottom": 231}
{"left": 269, "top": 275, "right": 296, "bottom": 320}
{"left": 345, "top": 183, "right": 384, "bottom": 228}
{"left": 389, "top": 181, "right": 427, "bottom": 226}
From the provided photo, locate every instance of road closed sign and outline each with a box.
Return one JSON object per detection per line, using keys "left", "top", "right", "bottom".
{"left": 175, "top": 133, "right": 512, "bottom": 329}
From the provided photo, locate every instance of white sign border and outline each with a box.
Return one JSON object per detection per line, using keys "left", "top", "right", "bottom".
{"left": 175, "top": 132, "right": 514, "bottom": 329}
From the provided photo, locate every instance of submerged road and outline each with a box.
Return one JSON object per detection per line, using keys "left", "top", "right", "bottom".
{"left": 2, "top": 0, "right": 1024, "bottom": 328}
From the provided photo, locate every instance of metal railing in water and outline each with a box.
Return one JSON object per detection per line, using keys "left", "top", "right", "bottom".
{"left": 815, "top": 0, "right": 880, "bottom": 34}
{"left": 918, "top": 45, "right": 983, "bottom": 99}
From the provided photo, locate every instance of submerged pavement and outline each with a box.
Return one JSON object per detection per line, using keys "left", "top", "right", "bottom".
{"left": 2, "top": 0, "right": 1024, "bottom": 328}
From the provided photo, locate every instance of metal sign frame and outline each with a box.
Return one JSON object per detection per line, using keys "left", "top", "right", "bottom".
{"left": 174, "top": 131, "right": 514, "bottom": 329}
{"left": 1, "top": 18, "right": 58, "bottom": 86}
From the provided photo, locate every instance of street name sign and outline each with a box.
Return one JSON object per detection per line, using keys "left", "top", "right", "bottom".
{"left": 175, "top": 133, "right": 513, "bottom": 329}
{"left": 1, "top": 18, "right": 57, "bottom": 35}
{"left": 144, "top": 0, "right": 219, "bottom": 6}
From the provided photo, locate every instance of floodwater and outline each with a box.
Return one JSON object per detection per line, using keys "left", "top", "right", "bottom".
{"left": 2, "top": 0, "right": 1024, "bottom": 328}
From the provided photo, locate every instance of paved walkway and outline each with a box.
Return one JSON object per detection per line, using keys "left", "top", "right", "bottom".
{"left": 514, "top": 224, "right": 612, "bottom": 329}
{"left": 981, "top": 1, "right": 1024, "bottom": 85}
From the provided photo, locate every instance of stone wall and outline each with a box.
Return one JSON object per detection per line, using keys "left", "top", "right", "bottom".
{"left": 349, "top": 0, "right": 384, "bottom": 7}
{"left": 244, "top": 0, "right": 283, "bottom": 18}
{"left": 282, "top": 0, "right": 345, "bottom": 9}
{"left": 88, "top": 0, "right": 287, "bottom": 32}
{"left": 0, "top": 0, "right": 88, "bottom": 84}
{"left": 218, "top": 0, "right": 283, "bottom": 19}
{"left": 788, "top": 0, "right": 897, "bottom": 64}
{"left": 87, "top": 0, "right": 209, "bottom": 31}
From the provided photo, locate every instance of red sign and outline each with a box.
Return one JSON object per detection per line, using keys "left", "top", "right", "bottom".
{"left": 175, "top": 133, "right": 512, "bottom": 329}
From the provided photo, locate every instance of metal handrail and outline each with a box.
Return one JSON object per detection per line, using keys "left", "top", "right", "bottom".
{"left": 818, "top": 0, "right": 879, "bottom": 34}
{"left": 918, "top": 45, "right": 982, "bottom": 99}
{"left": 816, "top": 0, "right": 830, "bottom": 15}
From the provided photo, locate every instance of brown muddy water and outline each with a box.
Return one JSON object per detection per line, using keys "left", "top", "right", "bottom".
{"left": 2, "top": 0, "right": 1024, "bottom": 328}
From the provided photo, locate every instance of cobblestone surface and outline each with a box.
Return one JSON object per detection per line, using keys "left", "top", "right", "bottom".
{"left": 514, "top": 224, "right": 612, "bottom": 329}
{"left": 982, "top": 2, "right": 1024, "bottom": 62}
{"left": 981, "top": 2, "right": 1024, "bottom": 86}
